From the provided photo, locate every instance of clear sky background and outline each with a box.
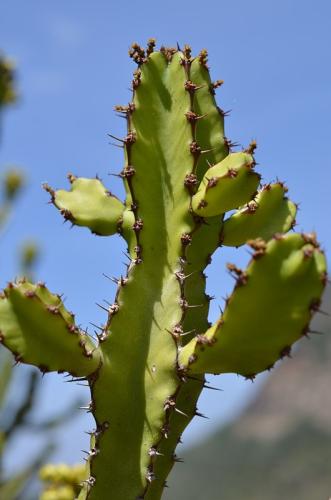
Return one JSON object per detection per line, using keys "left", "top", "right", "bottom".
{"left": 1, "top": 0, "right": 330, "bottom": 475}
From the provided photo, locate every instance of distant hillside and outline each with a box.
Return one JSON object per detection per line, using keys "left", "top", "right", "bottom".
{"left": 167, "top": 288, "right": 331, "bottom": 500}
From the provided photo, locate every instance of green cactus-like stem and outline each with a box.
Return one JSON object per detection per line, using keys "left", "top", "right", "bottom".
{"left": 44, "top": 176, "right": 125, "bottom": 236}
{"left": 178, "top": 233, "right": 326, "bottom": 376}
{"left": 221, "top": 182, "right": 297, "bottom": 246}
{"left": 0, "top": 41, "right": 327, "bottom": 500}
{"left": 0, "top": 281, "right": 101, "bottom": 376}
{"left": 87, "top": 50, "right": 204, "bottom": 499}
{"left": 191, "top": 152, "right": 261, "bottom": 216}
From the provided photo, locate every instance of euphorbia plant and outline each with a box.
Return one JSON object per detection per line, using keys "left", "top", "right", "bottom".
{"left": 0, "top": 40, "right": 326, "bottom": 499}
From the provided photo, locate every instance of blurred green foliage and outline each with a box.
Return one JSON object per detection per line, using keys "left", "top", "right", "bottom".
{"left": 0, "top": 51, "right": 81, "bottom": 500}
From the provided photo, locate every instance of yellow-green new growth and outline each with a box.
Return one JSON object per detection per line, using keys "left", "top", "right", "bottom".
{"left": 0, "top": 40, "right": 327, "bottom": 499}
{"left": 39, "top": 463, "right": 86, "bottom": 500}
{"left": 0, "top": 55, "right": 16, "bottom": 107}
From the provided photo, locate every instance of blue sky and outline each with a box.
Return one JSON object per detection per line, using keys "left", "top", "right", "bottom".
{"left": 1, "top": 0, "right": 330, "bottom": 473}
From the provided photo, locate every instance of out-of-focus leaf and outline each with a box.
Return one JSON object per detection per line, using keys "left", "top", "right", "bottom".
{"left": 4, "top": 370, "right": 39, "bottom": 438}
{"left": 0, "top": 352, "right": 13, "bottom": 407}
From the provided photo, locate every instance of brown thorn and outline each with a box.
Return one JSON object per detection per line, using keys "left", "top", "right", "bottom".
{"left": 186, "top": 374, "right": 204, "bottom": 383}
{"left": 195, "top": 410, "right": 209, "bottom": 419}
{"left": 244, "top": 140, "right": 257, "bottom": 155}
{"left": 317, "top": 309, "right": 330, "bottom": 316}
{"left": 96, "top": 302, "right": 109, "bottom": 313}
{"left": 102, "top": 273, "right": 119, "bottom": 284}
{"left": 67, "top": 172, "right": 76, "bottom": 183}
{"left": 219, "top": 108, "right": 231, "bottom": 117}
{"left": 174, "top": 407, "right": 188, "bottom": 417}
{"left": 190, "top": 141, "right": 201, "bottom": 155}
{"left": 308, "top": 329, "right": 324, "bottom": 335}
{"left": 108, "top": 172, "right": 122, "bottom": 178}
{"left": 184, "top": 173, "right": 198, "bottom": 188}
{"left": 198, "top": 48, "right": 208, "bottom": 67}
{"left": 121, "top": 166, "right": 136, "bottom": 178}
{"left": 180, "top": 233, "right": 192, "bottom": 246}
{"left": 149, "top": 447, "right": 163, "bottom": 457}
{"left": 224, "top": 137, "right": 239, "bottom": 150}
{"left": 107, "top": 133, "right": 125, "bottom": 143}
{"left": 89, "top": 322, "right": 103, "bottom": 331}
{"left": 185, "top": 111, "right": 206, "bottom": 122}
{"left": 207, "top": 177, "right": 218, "bottom": 187}
{"left": 201, "top": 147, "right": 216, "bottom": 155}
{"left": 42, "top": 183, "right": 55, "bottom": 200}
{"left": 280, "top": 345, "right": 292, "bottom": 359}
{"left": 203, "top": 384, "right": 222, "bottom": 391}
{"left": 184, "top": 80, "right": 204, "bottom": 93}
{"left": 146, "top": 38, "right": 156, "bottom": 56}
{"left": 183, "top": 44, "right": 192, "bottom": 60}
{"left": 211, "top": 79, "right": 224, "bottom": 91}
{"left": 124, "top": 131, "right": 136, "bottom": 145}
